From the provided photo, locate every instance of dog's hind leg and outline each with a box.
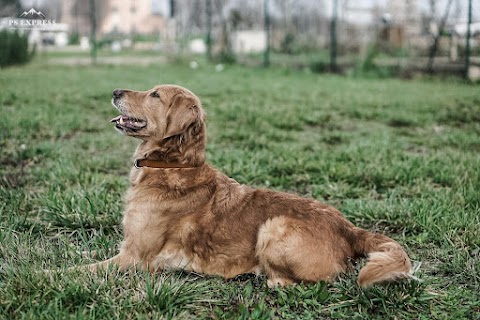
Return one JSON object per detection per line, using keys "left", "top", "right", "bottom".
{"left": 256, "top": 216, "right": 344, "bottom": 287}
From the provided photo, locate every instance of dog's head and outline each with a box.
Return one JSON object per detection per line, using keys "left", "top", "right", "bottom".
{"left": 111, "top": 85, "right": 203, "bottom": 139}
{"left": 111, "top": 85, "right": 206, "bottom": 165}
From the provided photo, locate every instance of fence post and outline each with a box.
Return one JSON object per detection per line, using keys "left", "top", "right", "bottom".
{"left": 464, "top": 0, "right": 472, "bottom": 80}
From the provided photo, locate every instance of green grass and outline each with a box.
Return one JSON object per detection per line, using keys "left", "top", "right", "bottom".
{"left": 1, "top": 62, "right": 479, "bottom": 319}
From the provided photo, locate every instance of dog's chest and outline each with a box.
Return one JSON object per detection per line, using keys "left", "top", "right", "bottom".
{"left": 121, "top": 188, "right": 200, "bottom": 265}
{"left": 120, "top": 189, "right": 171, "bottom": 255}
{"left": 154, "top": 218, "right": 202, "bottom": 269}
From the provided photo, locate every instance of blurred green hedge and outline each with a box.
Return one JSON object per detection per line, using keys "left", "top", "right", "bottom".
{"left": 0, "top": 29, "right": 35, "bottom": 67}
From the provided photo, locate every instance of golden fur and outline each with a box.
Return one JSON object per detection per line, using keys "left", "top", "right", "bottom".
{"left": 86, "top": 85, "right": 412, "bottom": 287}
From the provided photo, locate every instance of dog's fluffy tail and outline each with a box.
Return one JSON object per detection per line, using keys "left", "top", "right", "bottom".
{"left": 353, "top": 228, "right": 412, "bottom": 288}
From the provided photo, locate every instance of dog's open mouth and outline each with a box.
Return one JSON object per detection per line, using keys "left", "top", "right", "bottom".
{"left": 110, "top": 115, "right": 147, "bottom": 131}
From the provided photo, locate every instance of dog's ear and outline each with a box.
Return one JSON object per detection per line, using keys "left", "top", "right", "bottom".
{"left": 164, "top": 94, "right": 201, "bottom": 139}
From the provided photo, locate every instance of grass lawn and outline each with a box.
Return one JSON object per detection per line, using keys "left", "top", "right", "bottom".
{"left": 1, "top": 61, "right": 479, "bottom": 319}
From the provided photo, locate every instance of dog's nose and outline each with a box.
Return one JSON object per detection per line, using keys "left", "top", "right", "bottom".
{"left": 113, "top": 89, "right": 124, "bottom": 99}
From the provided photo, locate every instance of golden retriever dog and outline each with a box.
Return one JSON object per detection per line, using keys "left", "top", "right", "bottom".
{"left": 87, "top": 84, "right": 412, "bottom": 287}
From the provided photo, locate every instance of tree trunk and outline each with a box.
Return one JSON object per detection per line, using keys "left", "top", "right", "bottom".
{"left": 170, "top": 0, "right": 175, "bottom": 18}
{"left": 206, "top": 0, "right": 212, "bottom": 61}
{"left": 89, "top": 0, "right": 97, "bottom": 65}
{"left": 329, "top": 0, "right": 338, "bottom": 72}
{"left": 263, "top": 0, "right": 270, "bottom": 67}
{"left": 426, "top": 0, "right": 453, "bottom": 74}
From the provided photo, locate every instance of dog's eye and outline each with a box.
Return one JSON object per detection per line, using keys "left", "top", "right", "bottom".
{"left": 150, "top": 91, "right": 160, "bottom": 98}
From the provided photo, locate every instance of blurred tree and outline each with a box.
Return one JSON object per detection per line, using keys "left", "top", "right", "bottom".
{"left": 263, "top": 0, "right": 270, "bottom": 67}
{"left": 330, "top": 0, "right": 338, "bottom": 72}
{"left": 0, "top": 0, "right": 22, "bottom": 16}
{"left": 214, "top": 0, "right": 235, "bottom": 63}
{"left": 186, "top": 0, "right": 204, "bottom": 33}
{"left": 62, "top": 0, "right": 106, "bottom": 37}
{"left": 227, "top": 0, "right": 262, "bottom": 30}
{"left": 277, "top": 0, "right": 294, "bottom": 53}
{"left": 170, "top": 0, "right": 175, "bottom": 18}
{"left": 89, "top": 0, "right": 97, "bottom": 64}
{"left": 426, "top": 0, "right": 453, "bottom": 73}
{"left": 206, "top": 0, "right": 212, "bottom": 61}
{"left": 274, "top": 0, "right": 327, "bottom": 54}
{"left": 230, "top": 8, "right": 242, "bottom": 30}
{"left": 0, "top": 29, "right": 35, "bottom": 67}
